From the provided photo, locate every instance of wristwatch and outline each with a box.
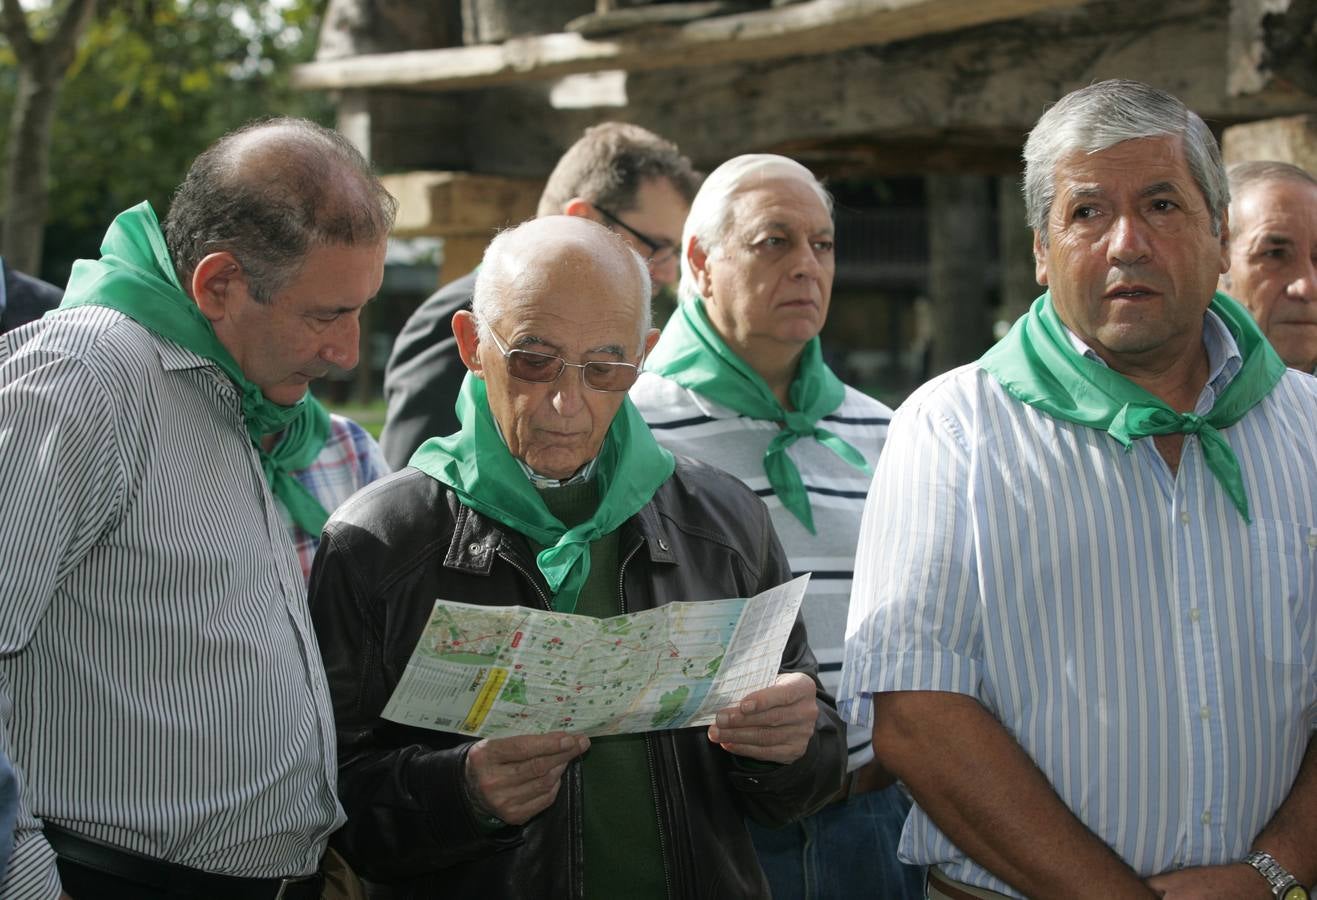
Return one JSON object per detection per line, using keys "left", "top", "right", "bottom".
{"left": 1245, "top": 850, "right": 1310, "bottom": 900}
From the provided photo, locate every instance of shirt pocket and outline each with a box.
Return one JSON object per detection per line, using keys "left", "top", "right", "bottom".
{"left": 1249, "top": 518, "right": 1317, "bottom": 673}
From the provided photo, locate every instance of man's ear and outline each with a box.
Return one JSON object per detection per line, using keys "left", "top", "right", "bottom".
{"left": 642, "top": 327, "right": 661, "bottom": 358}
{"left": 1032, "top": 231, "right": 1049, "bottom": 287}
{"left": 688, "top": 236, "right": 714, "bottom": 299}
{"left": 452, "top": 309, "right": 486, "bottom": 378}
{"left": 563, "top": 197, "right": 594, "bottom": 219}
{"left": 191, "top": 252, "right": 244, "bottom": 322}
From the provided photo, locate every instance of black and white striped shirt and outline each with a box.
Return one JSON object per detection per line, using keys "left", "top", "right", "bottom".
{"left": 0, "top": 308, "right": 343, "bottom": 899}
{"left": 631, "top": 371, "right": 891, "bottom": 772}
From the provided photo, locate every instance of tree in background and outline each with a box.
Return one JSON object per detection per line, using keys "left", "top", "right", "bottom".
{"left": 0, "top": 0, "right": 331, "bottom": 284}
{"left": 1, "top": 0, "right": 97, "bottom": 275}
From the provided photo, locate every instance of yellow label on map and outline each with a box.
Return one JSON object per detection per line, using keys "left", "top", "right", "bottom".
{"left": 461, "top": 667, "right": 508, "bottom": 732}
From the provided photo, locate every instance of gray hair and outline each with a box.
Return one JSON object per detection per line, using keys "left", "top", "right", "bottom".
{"left": 165, "top": 117, "right": 398, "bottom": 302}
{"left": 1227, "top": 160, "right": 1317, "bottom": 215}
{"left": 678, "top": 154, "right": 833, "bottom": 303}
{"left": 473, "top": 218, "right": 653, "bottom": 350}
{"left": 1023, "top": 80, "right": 1228, "bottom": 245}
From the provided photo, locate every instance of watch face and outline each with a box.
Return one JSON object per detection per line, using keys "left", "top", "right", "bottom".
{"left": 1281, "top": 886, "right": 1309, "bottom": 900}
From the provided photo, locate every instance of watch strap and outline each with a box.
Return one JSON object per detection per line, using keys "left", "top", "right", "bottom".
{"left": 1245, "top": 850, "right": 1309, "bottom": 900}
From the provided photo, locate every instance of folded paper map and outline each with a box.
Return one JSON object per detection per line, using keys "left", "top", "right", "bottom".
{"left": 381, "top": 573, "right": 810, "bottom": 737}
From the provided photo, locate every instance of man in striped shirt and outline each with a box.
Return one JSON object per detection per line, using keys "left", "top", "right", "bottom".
{"left": 631, "top": 155, "right": 920, "bottom": 899}
{"left": 0, "top": 119, "right": 395, "bottom": 899}
{"left": 841, "top": 80, "right": 1317, "bottom": 900}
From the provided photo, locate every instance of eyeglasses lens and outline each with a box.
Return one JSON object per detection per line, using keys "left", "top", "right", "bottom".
{"left": 506, "top": 350, "right": 639, "bottom": 391}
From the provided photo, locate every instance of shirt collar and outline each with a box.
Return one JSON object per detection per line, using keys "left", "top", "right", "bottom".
{"left": 1063, "top": 308, "right": 1243, "bottom": 414}
{"left": 518, "top": 455, "right": 598, "bottom": 490}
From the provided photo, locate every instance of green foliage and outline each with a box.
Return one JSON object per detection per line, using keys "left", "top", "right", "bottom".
{"left": 0, "top": 0, "right": 333, "bottom": 283}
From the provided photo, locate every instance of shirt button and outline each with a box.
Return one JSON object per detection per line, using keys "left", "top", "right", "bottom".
{"left": 1179, "top": 511, "right": 1190, "bottom": 525}
{"left": 1189, "top": 609, "right": 1201, "bottom": 623}
{"left": 1201, "top": 811, "right": 1212, "bottom": 825}
{"left": 1199, "top": 706, "right": 1210, "bottom": 720}
{"left": 1307, "top": 532, "right": 1317, "bottom": 549}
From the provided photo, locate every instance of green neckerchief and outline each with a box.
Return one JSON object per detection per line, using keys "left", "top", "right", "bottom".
{"left": 644, "top": 297, "right": 869, "bottom": 534}
{"left": 409, "top": 374, "right": 675, "bottom": 613}
{"left": 980, "top": 291, "right": 1286, "bottom": 522}
{"left": 58, "top": 201, "right": 332, "bottom": 535}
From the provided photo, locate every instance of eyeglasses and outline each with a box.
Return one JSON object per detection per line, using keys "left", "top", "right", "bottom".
{"left": 593, "top": 206, "right": 678, "bottom": 267}
{"left": 482, "top": 322, "right": 644, "bottom": 392}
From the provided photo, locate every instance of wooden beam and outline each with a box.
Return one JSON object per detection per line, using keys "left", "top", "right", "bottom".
{"left": 293, "top": 0, "right": 1085, "bottom": 92}
{"left": 613, "top": 0, "right": 1317, "bottom": 171}
{"left": 442, "top": 0, "right": 1315, "bottom": 177}
{"left": 382, "top": 171, "right": 544, "bottom": 238}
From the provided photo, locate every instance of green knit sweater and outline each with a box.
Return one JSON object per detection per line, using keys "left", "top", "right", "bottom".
{"left": 535, "top": 481, "right": 667, "bottom": 899}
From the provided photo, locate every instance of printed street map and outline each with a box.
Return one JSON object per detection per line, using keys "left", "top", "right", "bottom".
{"left": 381, "top": 574, "right": 810, "bottom": 737}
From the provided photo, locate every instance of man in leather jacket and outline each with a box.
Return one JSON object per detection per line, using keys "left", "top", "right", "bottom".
{"left": 308, "top": 216, "right": 845, "bottom": 899}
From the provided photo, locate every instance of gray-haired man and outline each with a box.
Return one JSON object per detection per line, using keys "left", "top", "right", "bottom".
{"left": 841, "top": 80, "right": 1316, "bottom": 900}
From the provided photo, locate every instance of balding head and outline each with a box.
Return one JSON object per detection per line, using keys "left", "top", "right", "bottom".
{"left": 456, "top": 216, "right": 658, "bottom": 479}
{"left": 474, "top": 216, "right": 652, "bottom": 348}
{"left": 165, "top": 117, "right": 397, "bottom": 302}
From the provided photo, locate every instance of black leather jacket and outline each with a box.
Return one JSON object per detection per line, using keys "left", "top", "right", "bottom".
{"left": 308, "top": 458, "right": 846, "bottom": 900}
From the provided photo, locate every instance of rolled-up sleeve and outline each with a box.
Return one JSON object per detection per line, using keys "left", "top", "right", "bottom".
{"left": 839, "top": 393, "right": 982, "bottom": 730}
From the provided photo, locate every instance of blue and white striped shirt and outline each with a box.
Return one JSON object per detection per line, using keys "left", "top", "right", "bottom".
{"left": 840, "top": 312, "right": 1317, "bottom": 896}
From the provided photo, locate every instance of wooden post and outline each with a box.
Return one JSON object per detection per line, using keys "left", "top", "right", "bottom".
{"left": 997, "top": 172, "right": 1038, "bottom": 329}
{"left": 926, "top": 174, "right": 992, "bottom": 376}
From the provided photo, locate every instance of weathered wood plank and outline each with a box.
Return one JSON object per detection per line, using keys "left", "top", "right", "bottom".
{"left": 382, "top": 171, "right": 543, "bottom": 237}
{"left": 1222, "top": 114, "right": 1317, "bottom": 169}
{"left": 292, "top": 0, "right": 1086, "bottom": 91}
{"left": 350, "top": 0, "right": 1317, "bottom": 175}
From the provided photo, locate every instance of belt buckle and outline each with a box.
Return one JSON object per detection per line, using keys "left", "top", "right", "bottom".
{"left": 273, "top": 874, "right": 313, "bottom": 900}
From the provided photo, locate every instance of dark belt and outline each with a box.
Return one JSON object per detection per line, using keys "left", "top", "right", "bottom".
{"left": 926, "top": 868, "right": 1014, "bottom": 900}
{"left": 45, "top": 823, "right": 324, "bottom": 900}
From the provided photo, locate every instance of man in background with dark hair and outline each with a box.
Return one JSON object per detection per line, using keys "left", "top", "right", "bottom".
{"left": 378, "top": 121, "right": 699, "bottom": 468}
{"left": 1223, "top": 160, "right": 1317, "bottom": 374}
{"left": 0, "top": 117, "right": 396, "bottom": 900}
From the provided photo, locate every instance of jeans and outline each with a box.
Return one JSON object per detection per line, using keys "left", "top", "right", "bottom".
{"left": 746, "top": 783, "right": 924, "bottom": 900}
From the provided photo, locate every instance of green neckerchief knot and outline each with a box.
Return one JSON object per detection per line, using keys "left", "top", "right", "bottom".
{"left": 57, "top": 201, "right": 332, "bottom": 535}
{"left": 980, "top": 291, "right": 1286, "bottom": 522}
{"left": 644, "top": 296, "right": 869, "bottom": 534}
{"left": 409, "top": 374, "right": 675, "bottom": 613}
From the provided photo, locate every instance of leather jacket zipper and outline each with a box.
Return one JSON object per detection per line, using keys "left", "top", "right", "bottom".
{"left": 619, "top": 539, "right": 676, "bottom": 900}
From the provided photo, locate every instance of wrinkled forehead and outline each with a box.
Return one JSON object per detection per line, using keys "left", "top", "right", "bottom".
{"left": 1234, "top": 179, "right": 1317, "bottom": 227}
{"left": 727, "top": 176, "right": 833, "bottom": 232}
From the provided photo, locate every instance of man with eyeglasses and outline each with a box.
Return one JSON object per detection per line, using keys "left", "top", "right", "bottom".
{"left": 307, "top": 215, "right": 844, "bottom": 899}
{"left": 378, "top": 122, "right": 700, "bottom": 470}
